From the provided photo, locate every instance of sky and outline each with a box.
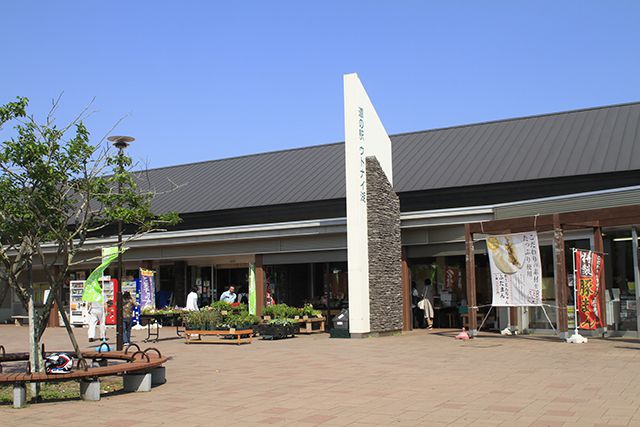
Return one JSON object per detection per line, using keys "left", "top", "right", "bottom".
{"left": 2, "top": 1, "right": 640, "bottom": 170}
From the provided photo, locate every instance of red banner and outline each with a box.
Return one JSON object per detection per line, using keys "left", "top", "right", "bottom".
{"left": 575, "top": 250, "right": 604, "bottom": 330}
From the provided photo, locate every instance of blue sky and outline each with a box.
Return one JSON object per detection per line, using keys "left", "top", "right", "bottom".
{"left": 2, "top": 1, "right": 639, "bottom": 169}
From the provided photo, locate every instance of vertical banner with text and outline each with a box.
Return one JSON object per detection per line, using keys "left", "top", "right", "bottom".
{"left": 487, "top": 232, "right": 543, "bottom": 306}
{"left": 574, "top": 249, "right": 604, "bottom": 330}
{"left": 139, "top": 268, "right": 156, "bottom": 309}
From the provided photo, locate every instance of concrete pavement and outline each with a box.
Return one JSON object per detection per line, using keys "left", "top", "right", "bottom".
{"left": 1, "top": 325, "right": 640, "bottom": 426}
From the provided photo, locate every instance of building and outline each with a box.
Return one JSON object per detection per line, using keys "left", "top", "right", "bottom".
{"left": 2, "top": 101, "right": 640, "bottom": 336}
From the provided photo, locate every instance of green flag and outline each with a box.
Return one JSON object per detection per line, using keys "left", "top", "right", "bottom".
{"left": 82, "top": 247, "right": 123, "bottom": 303}
{"left": 248, "top": 263, "right": 256, "bottom": 315}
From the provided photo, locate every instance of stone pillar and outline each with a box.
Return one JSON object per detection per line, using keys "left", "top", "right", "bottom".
{"left": 13, "top": 384, "right": 27, "bottom": 408}
{"left": 123, "top": 372, "right": 152, "bottom": 392}
{"left": 80, "top": 379, "right": 101, "bottom": 401}
{"left": 365, "top": 157, "right": 403, "bottom": 335}
{"left": 151, "top": 366, "right": 166, "bottom": 386}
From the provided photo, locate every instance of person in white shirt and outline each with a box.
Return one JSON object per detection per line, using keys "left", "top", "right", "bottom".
{"left": 219, "top": 286, "right": 236, "bottom": 303}
{"left": 87, "top": 300, "right": 107, "bottom": 342}
{"left": 186, "top": 287, "right": 199, "bottom": 311}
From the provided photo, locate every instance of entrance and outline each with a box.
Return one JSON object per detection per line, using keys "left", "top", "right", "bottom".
{"left": 215, "top": 268, "right": 249, "bottom": 303}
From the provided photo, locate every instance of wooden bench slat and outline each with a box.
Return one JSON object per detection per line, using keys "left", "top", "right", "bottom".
{"left": 0, "top": 356, "right": 167, "bottom": 384}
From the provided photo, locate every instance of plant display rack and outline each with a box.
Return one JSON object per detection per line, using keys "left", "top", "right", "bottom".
{"left": 184, "top": 328, "right": 253, "bottom": 345}
{"left": 295, "top": 315, "right": 326, "bottom": 334}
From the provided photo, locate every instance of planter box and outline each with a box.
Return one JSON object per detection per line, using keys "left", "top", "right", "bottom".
{"left": 255, "top": 323, "right": 297, "bottom": 340}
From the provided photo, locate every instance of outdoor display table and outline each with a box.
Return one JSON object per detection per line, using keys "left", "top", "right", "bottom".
{"left": 184, "top": 329, "right": 253, "bottom": 345}
{"left": 140, "top": 313, "right": 184, "bottom": 343}
{"left": 296, "top": 316, "right": 326, "bottom": 334}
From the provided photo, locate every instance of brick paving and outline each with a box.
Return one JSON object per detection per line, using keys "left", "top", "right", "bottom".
{"left": 1, "top": 325, "right": 640, "bottom": 426}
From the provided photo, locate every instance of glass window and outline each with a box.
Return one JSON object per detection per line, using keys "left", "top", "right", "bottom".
{"left": 603, "top": 229, "right": 637, "bottom": 332}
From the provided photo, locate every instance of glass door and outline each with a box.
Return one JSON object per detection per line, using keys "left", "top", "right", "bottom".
{"left": 603, "top": 228, "right": 638, "bottom": 333}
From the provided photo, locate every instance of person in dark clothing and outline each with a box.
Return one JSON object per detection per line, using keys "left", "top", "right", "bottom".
{"left": 122, "top": 291, "right": 138, "bottom": 344}
{"left": 411, "top": 281, "right": 425, "bottom": 328}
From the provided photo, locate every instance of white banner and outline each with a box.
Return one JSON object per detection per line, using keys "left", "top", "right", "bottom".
{"left": 487, "top": 232, "right": 542, "bottom": 306}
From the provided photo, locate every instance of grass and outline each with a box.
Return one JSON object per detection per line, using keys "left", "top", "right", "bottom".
{"left": 0, "top": 377, "right": 123, "bottom": 405}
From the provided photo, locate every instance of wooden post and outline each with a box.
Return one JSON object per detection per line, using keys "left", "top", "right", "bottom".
{"left": 553, "top": 214, "right": 568, "bottom": 337}
{"left": 464, "top": 224, "right": 478, "bottom": 335}
{"left": 401, "top": 247, "right": 412, "bottom": 331}
{"left": 593, "top": 227, "right": 607, "bottom": 329}
{"left": 255, "top": 255, "right": 265, "bottom": 317}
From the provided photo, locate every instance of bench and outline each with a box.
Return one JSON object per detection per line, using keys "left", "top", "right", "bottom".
{"left": 0, "top": 344, "right": 168, "bottom": 408}
{"left": 11, "top": 316, "right": 29, "bottom": 326}
{"left": 184, "top": 329, "right": 253, "bottom": 345}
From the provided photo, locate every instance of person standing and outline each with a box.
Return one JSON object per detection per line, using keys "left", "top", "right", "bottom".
{"left": 219, "top": 286, "right": 237, "bottom": 303}
{"left": 422, "top": 278, "right": 435, "bottom": 329}
{"left": 186, "top": 287, "right": 200, "bottom": 311}
{"left": 122, "top": 291, "right": 138, "bottom": 344}
{"left": 411, "top": 282, "right": 425, "bottom": 328}
{"left": 87, "top": 299, "right": 107, "bottom": 342}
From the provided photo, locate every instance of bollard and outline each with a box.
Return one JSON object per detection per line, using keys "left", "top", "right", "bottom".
{"left": 80, "top": 378, "right": 101, "bottom": 401}
{"left": 13, "top": 384, "right": 27, "bottom": 408}
{"left": 123, "top": 372, "right": 152, "bottom": 392}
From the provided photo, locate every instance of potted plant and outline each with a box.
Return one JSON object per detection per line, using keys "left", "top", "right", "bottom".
{"left": 256, "top": 318, "right": 297, "bottom": 340}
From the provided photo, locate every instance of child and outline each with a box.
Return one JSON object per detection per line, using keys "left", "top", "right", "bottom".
{"left": 122, "top": 291, "right": 138, "bottom": 344}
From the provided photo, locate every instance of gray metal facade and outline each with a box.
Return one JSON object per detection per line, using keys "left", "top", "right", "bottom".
{"left": 141, "top": 101, "right": 640, "bottom": 215}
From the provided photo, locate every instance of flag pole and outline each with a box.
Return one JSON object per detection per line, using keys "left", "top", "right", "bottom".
{"left": 567, "top": 248, "right": 587, "bottom": 343}
{"left": 573, "top": 249, "right": 578, "bottom": 337}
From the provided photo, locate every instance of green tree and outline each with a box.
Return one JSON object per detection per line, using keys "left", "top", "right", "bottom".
{"left": 0, "top": 97, "right": 179, "bottom": 383}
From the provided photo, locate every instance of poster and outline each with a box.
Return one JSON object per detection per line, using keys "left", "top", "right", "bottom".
{"left": 574, "top": 249, "right": 604, "bottom": 330}
{"left": 444, "top": 266, "right": 459, "bottom": 291}
{"left": 139, "top": 268, "right": 156, "bottom": 309}
{"left": 487, "top": 232, "right": 542, "bottom": 306}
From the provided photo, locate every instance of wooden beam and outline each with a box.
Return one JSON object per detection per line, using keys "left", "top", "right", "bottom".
{"left": 464, "top": 224, "right": 478, "bottom": 334}
{"left": 469, "top": 215, "right": 555, "bottom": 234}
{"left": 255, "top": 255, "right": 265, "bottom": 317}
{"left": 469, "top": 204, "right": 640, "bottom": 235}
{"left": 401, "top": 248, "right": 412, "bottom": 332}
{"left": 593, "top": 227, "right": 607, "bottom": 328}
{"left": 553, "top": 214, "right": 568, "bottom": 336}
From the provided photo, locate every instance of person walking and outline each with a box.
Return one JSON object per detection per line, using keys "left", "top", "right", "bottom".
{"left": 122, "top": 291, "right": 138, "bottom": 344}
{"left": 87, "top": 299, "right": 107, "bottom": 342}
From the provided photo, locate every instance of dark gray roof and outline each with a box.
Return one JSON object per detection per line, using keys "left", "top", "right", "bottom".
{"left": 144, "top": 101, "right": 640, "bottom": 214}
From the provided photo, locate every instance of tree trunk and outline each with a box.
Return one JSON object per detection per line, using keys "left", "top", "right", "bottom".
{"left": 55, "top": 292, "right": 87, "bottom": 370}
{"left": 28, "top": 292, "right": 42, "bottom": 400}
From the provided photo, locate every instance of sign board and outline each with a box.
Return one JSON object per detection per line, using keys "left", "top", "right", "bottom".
{"left": 344, "top": 73, "right": 393, "bottom": 334}
{"left": 139, "top": 268, "right": 156, "bottom": 309}
{"left": 487, "top": 232, "right": 543, "bottom": 306}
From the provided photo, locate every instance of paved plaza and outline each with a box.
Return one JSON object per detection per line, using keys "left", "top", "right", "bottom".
{"left": 1, "top": 325, "right": 640, "bottom": 426}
